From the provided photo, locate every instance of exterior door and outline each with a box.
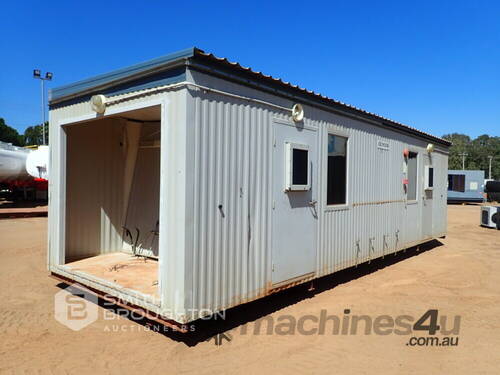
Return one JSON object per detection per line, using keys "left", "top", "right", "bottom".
{"left": 422, "top": 155, "right": 433, "bottom": 238}
{"left": 272, "top": 121, "right": 318, "bottom": 285}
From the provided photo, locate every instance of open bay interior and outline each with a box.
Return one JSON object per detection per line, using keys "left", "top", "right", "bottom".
{"left": 63, "top": 106, "right": 161, "bottom": 298}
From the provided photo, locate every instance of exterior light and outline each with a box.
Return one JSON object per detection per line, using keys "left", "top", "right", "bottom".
{"left": 90, "top": 94, "right": 107, "bottom": 114}
{"left": 33, "top": 69, "right": 54, "bottom": 145}
{"left": 292, "top": 103, "right": 304, "bottom": 122}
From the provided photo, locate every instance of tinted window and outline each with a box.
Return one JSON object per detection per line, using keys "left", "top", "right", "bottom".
{"left": 327, "top": 135, "right": 347, "bottom": 205}
{"left": 448, "top": 174, "right": 465, "bottom": 192}
{"left": 292, "top": 149, "right": 308, "bottom": 185}
{"left": 407, "top": 152, "right": 418, "bottom": 200}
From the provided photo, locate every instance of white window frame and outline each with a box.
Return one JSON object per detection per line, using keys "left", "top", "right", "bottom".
{"left": 285, "top": 142, "right": 310, "bottom": 191}
{"left": 325, "top": 130, "right": 350, "bottom": 211}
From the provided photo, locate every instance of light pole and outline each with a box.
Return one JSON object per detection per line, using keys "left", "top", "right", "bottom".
{"left": 488, "top": 156, "right": 493, "bottom": 179}
{"left": 33, "top": 69, "right": 53, "bottom": 145}
{"left": 458, "top": 152, "right": 468, "bottom": 170}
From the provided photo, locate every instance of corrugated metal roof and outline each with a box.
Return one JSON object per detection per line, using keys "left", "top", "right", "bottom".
{"left": 49, "top": 47, "right": 450, "bottom": 146}
{"left": 191, "top": 48, "right": 450, "bottom": 146}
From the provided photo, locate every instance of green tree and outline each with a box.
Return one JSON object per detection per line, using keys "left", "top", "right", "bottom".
{"left": 0, "top": 118, "right": 24, "bottom": 146}
{"left": 442, "top": 133, "right": 470, "bottom": 170}
{"left": 442, "top": 133, "right": 500, "bottom": 179}
{"left": 23, "top": 122, "right": 48, "bottom": 146}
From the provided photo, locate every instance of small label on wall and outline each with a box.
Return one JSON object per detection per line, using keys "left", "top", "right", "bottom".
{"left": 377, "top": 140, "right": 390, "bottom": 151}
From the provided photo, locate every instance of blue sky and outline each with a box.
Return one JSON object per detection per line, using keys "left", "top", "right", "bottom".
{"left": 1, "top": 1, "right": 498, "bottom": 137}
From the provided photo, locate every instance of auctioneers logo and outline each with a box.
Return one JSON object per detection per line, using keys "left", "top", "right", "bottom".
{"left": 54, "top": 283, "right": 98, "bottom": 331}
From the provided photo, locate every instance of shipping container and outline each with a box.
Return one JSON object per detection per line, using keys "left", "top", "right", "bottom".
{"left": 48, "top": 47, "right": 451, "bottom": 328}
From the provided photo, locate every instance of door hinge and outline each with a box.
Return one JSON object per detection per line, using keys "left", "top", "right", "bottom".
{"left": 272, "top": 263, "right": 275, "bottom": 272}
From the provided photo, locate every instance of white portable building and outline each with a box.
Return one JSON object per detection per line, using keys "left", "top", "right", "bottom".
{"left": 48, "top": 48, "right": 450, "bottom": 328}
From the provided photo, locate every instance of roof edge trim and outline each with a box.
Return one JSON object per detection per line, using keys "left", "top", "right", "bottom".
{"left": 49, "top": 47, "right": 196, "bottom": 103}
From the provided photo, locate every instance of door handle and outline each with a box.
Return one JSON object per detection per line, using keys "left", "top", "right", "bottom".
{"left": 309, "top": 200, "right": 317, "bottom": 206}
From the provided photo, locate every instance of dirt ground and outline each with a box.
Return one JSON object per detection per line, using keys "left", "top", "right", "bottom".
{"left": 0, "top": 205, "right": 499, "bottom": 374}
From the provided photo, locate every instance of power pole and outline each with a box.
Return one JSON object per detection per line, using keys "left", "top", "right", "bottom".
{"left": 488, "top": 156, "right": 493, "bottom": 179}
{"left": 458, "top": 152, "right": 468, "bottom": 170}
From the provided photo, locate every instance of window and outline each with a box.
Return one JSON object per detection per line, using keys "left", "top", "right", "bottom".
{"left": 285, "top": 143, "right": 310, "bottom": 191}
{"left": 407, "top": 152, "right": 418, "bottom": 200}
{"left": 448, "top": 174, "right": 465, "bottom": 192}
{"left": 327, "top": 134, "right": 347, "bottom": 205}
{"left": 292, "top": 149, "right": 308, "bottom": 185}
{"left": 424, "top": 166, "right": 434, "bottom": 190}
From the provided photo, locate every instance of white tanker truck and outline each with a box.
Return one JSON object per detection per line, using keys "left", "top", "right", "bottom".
{"left": 0, "top": 141, "right": 49, "bottom": 201}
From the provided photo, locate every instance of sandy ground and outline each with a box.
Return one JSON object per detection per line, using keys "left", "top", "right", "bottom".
{"left": 0, "top": 205, "right": 499, "bottom": 374}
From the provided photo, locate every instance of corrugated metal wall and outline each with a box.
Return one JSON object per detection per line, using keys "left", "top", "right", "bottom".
{"left": 317, "top": 120, "right": 409, "bottom": 275}
{"left": 65, "top": 118, "right": 126, "bottom": 260}
{"left": 186, "top": 92, "right": 274, "bottom": 317}
{"left": 123, "top": 123, "right": 161, "bottom": 258}
{"left": 184, "top": 75, "right": 449, "bottom": 320}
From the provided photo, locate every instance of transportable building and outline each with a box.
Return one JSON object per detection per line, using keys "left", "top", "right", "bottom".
{"left": 48, "top": 48, "right": 451, "bottom": 327}
{"left": 447, "top": 170, "right": 485, "bottom": 203}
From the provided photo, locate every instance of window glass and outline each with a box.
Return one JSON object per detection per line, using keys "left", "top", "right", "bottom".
{"left": 327, "top": 134, "right": 347, "bottom": 205}
{"left": 407, "top": 152, "right": 418, "bottom": 200}
{"left": 292, "top": 149, "right": 308, "bottom": 185}
{"left": 448, "top": 174, "right": 465, "bottom": 192}
{"left": 428, "top": 167, "right": 434, "bottom": 188}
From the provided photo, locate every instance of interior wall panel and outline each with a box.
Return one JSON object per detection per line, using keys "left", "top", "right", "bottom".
{"left": 65, "top": 118, "right": 126, "bottom": 260}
